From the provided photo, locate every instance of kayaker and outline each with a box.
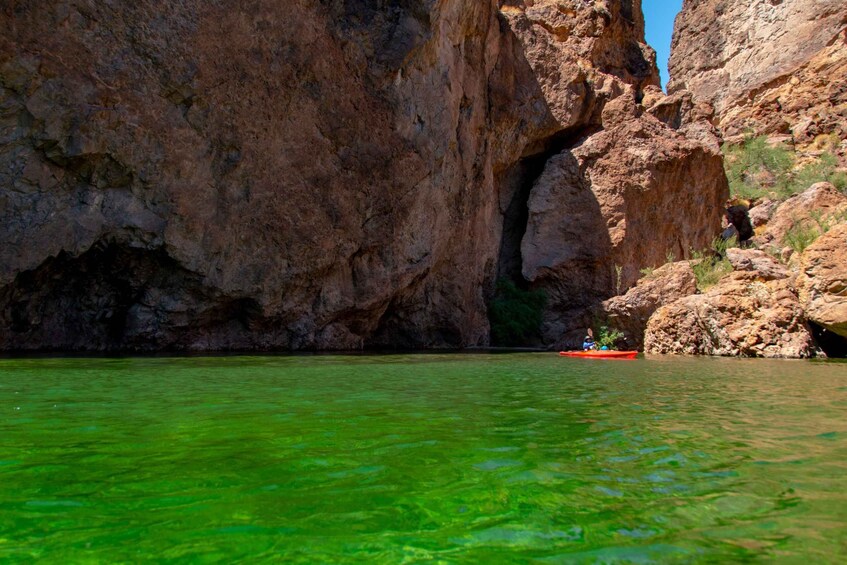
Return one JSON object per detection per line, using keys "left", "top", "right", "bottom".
{"left": 582, "top": 335, "right": 596, "bottom": 351}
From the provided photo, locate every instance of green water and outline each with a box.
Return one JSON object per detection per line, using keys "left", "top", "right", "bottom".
{"left": 1, "top": 354, "right": 846, "bottom": 563}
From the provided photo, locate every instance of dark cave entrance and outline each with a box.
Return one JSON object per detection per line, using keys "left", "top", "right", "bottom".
{"left": 491, "top": 127, "right": 600, "bottom": 346}
{"left": 810, "top": 322, "right": 847, "bottom": 359}
{"left": 496, "top": 150, "right": 551, "bottom": 289}
{"left": 495, "top": 128, "right": 597, "bottom": 288}
{"left": 0, "top": 241, "right": 208, "bottom": 351}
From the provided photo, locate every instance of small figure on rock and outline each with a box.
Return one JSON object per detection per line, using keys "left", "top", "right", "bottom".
{"left": 723, "top": 198, "right": 754, "bottom": 246}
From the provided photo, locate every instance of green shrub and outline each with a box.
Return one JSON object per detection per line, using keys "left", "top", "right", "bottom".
{"left": 595, "top": 326, "right": 624, "bottom": 350}
{"left": 690, "top": 237, "right": 735, "bottom": 292}
{"left": 784, "top": 220, "right": 821, "bottom": 255}
{"left": 793, "top": 153, "right": 847, "bottom": 194}
{"left": 489, "top": 279, "right": 546, "bottom": 346}
{"left": 783, "top": 210, "right": 845, "bottom": 254}
{"left": 639, "top": 266, "right": 655, "bottom": 279}
{"left": 723, "top": 136, "right": 846, "bottom": 199}
{"left": 724, "top": 136, "right": 793, "bottom": 199}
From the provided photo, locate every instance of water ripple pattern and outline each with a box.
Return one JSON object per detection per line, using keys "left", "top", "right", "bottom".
{"left": 0, "top": 354, "right": 846, "bottom": 562}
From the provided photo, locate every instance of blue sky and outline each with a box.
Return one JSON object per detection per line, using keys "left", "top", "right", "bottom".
{"left": 643, "top": 0, "right": 684, "bottom": 89}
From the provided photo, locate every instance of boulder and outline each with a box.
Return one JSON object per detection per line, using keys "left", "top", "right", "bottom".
{"left": 748, "top": 199, "right": 779, "bottom": 228}
{"left": 645, "top": 272, "right": 814, "bottom": 358}
{"left": 797, "top": 223, "right": 847, "bottom": 338}
{"left": 600, "top": 262, "right": 698, "bottom": 350}
{"left": 725, "top": 248, "right": 789, "bottom": 281}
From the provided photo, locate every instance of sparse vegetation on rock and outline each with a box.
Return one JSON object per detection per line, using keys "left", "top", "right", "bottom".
{"left": 595, "top": 326, "right": 625, "bottom": 350}
{"left": 690, "top": 237, "right": 735, "bottom": 292}
{"left": 723, "top": 136, "right": 846, "bottom": 200}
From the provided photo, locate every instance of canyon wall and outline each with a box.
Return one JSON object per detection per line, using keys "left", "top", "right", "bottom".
{"left": 668, "top": 0, "right": 847, "bottom": 144}
{"left": 0, "top": 1, "right": 726, "bottom": 351}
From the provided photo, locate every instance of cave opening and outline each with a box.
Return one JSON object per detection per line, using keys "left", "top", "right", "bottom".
{"left": 495, "top": 126, "right": 599, "bottom": 288}
{"left": 810, "top": 322, "right": 847, "bottom": 359}
{"left": 491, "top": 126, "right": 600, "bottom": 347}
{"left": 496, "top": 150, "right": 551, "bottom": 290}
{"left": 0, "top": 241, "right": 205, "bottom": 351}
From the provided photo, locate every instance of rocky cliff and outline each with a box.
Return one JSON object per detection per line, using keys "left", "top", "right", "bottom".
{"left": 668, "top": 0, "right": 847, "bottom": 145}
{"left": 0, "top": 1, "right": 726, "bottom": 351}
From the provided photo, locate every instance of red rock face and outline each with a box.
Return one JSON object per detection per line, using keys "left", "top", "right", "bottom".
{"left": 668, "top": 0, "right": 847, "bottom": 143}
{"left": 0, "top": 1, "right": 726, "bottom": 351}
{"left": 645, "top": 272, "right": 814, "bottom": 359}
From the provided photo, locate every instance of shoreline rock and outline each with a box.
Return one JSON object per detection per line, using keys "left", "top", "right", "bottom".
{"left": 644, "top": 272, "right": 814, "bottom": 358}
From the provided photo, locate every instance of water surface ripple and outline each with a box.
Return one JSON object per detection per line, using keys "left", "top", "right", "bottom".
{"left": 1, "top": 354, "right": 846, "bottom": 562}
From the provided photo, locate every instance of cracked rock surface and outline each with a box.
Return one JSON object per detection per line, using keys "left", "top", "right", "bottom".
{"left": 1, "top": 1, "right": 725, "bottom": 351}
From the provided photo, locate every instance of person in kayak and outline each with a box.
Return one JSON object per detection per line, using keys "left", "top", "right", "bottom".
{"left": 582, "top": 335, "right": 596, "bottom": 351}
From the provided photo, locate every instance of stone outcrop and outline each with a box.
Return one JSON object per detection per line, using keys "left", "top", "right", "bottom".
{"left": 2, "top": 0, "right": 514, "bottom": 350}
{"left": 504, "top": 3, "right": 728, "bottom": 346}
{"left": 0, "top": 1, "right": 728, "bottom": 351}
{"left": 645, "top": 272, "right": 814, "bottom": 358}
{"left": 724, "top": 248, "right": 789, "bottom": 281}
{"left": 797, "top": 223, "right": 847, "bottom": 340}
{"left": 668, "top": 0, "right": 847, "bottom": 144}
{"left": 599, "top": 261, "right": 697, "bottom": 351}
{"left": 753, "top": 182, "right": 847, "bottom": 249}
{"left": 521, "top": 93, "right": 726, "bottom": 345}
{"left": 747, "top": 198, "right": 779, "bottom": 228}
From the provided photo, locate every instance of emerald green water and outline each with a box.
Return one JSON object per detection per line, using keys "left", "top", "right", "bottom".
{"left": 1, "top": 354, "right": 846, "bottom": 563}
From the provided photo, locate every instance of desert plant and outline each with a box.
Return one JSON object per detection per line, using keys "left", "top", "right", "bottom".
{"left": 489, "top": 279, "right": 547, "bottom": 346}
{"left": 639, "top": 266, "right": 656, "bottom": 279}
{"left": 784, "top": 220, "right": 821, "bottom": 255}
{"left": 713, "top": 233, "right": 737, "bottom": 258}
{"left": 690, "top": 236, "right": 735, "bottom": 292}
{"left": 793, "top": 153, "right": 847, "bottom": 194}
{"left": 783, "top": 209, "right": 847, "bottom": 255}
{"left": 723, "top": 136, "right": 846, "bottom": 199}
{"left": 614, "top": 264, "right": 623, "bottom": 295}
{"left": 595, "top": 325, "right": 625, "bottom": 350}
{"left": 724, "top": 136, "right": 793, "bottom": 199}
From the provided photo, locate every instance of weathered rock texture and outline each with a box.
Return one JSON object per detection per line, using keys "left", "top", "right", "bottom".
{"left": 600, "top": 261, "right": 697, "bottom": 350}
{"left": 505, "top": 4, "right": 727, "bottom": 347}
{"left": 753, "top": 182, "right": 847, "bottom": 250}
{"left": 668, "top": 0, "right": 847, "bottom": 143}
{"left": 798, "top": 223, "right": 847, "bottom": 340}
{"left": 725, "top": 248, "right": 789, "bottom": 281}
{"left": 0, "top": 1, "right": 726, "bottom": 351}
{"left": 645, "top": 272, "right": 814, "bottom": 358}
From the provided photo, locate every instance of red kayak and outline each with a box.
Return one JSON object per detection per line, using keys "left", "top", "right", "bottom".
{"left": 559, "top": 350, "right": 638, "bottom": 359}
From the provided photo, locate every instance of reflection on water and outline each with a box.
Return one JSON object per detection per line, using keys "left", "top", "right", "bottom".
{"left": 0, "top": 354, "right": 846, "bottom": 562}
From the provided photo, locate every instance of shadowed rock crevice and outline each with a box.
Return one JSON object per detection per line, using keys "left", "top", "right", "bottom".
{"left": 0, "top": 241, "right": 267, "bottom": 351}
{"left": 810, "top": 322, "right": 847, "bottom": 359}
{"left": 496, "top": 127, "right": 601, "bottom": 288}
